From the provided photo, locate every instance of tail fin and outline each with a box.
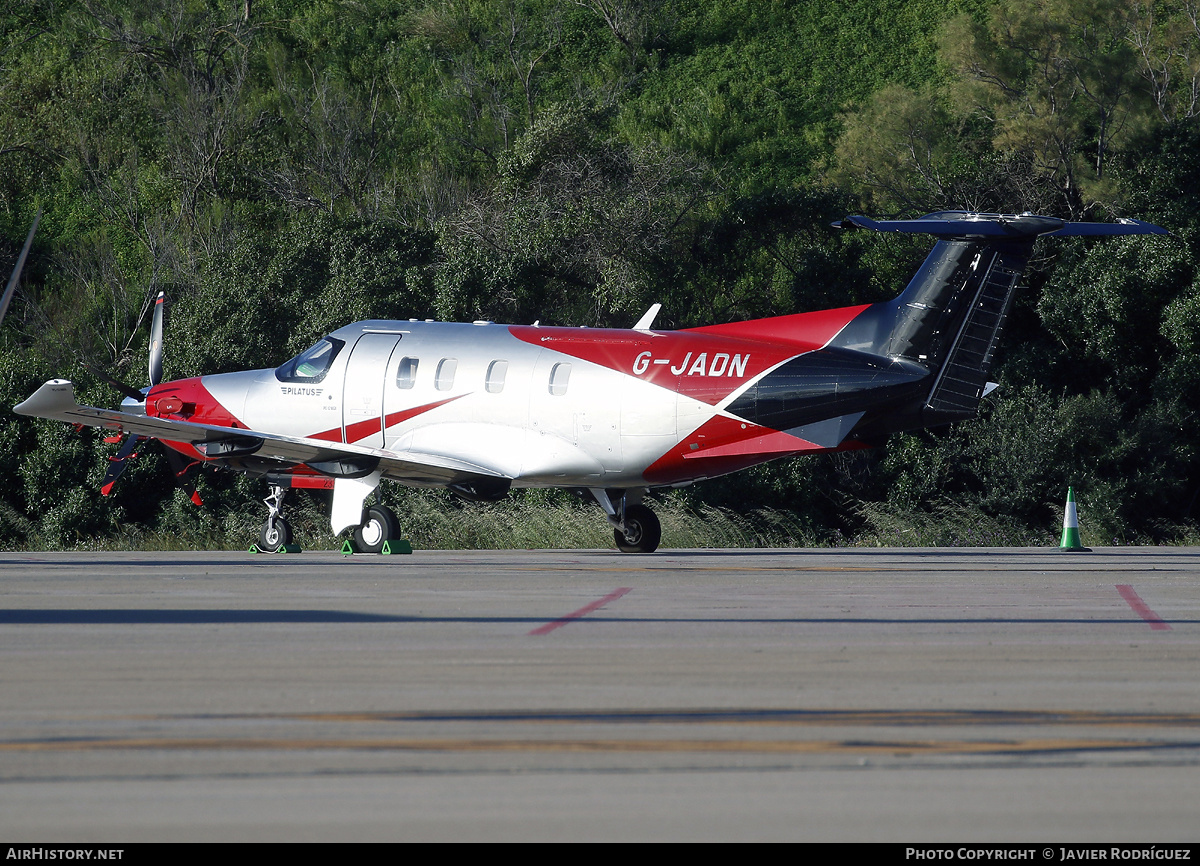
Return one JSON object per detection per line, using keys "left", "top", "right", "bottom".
{"left": 830, "top": 212, "right": 1166, "bottom": 429}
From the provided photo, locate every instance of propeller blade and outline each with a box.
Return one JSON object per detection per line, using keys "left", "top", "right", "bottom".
{"left": 0, "top": 207, "right": 42, "bottom": 328}
{"left": 100, "top": 436, "right": 204, "bottom": 506}
{"left": 100, "top": 434, "right": 143, "bottom": 497}
{"left": 148, "top": 291, "right": 165, "bottom": 387}
{"left": 163, "top": 447, "right": 203, "bottom": 507}
{"left": 101, "top": 373, "right": 148, "bottom": 403}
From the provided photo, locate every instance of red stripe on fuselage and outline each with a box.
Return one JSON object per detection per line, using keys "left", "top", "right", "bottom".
{"left": 508, "top": 306, "right": 868, "bottom": 406}
{"left": 311, "top": 395, "right": 464, "bottom": 444}
{"left": 682, "top": 305, "right": 869, "bottom": 345}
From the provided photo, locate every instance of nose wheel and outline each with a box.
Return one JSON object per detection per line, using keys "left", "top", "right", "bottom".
{"left": 258, "top": 484, "right": 293, "bottom": 552}
{"left": 259, "top": 516, "right": 294, "bottom": 551}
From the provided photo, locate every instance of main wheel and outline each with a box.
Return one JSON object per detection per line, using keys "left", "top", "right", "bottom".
{"left": 613, "top": 503, "right": 661, "bottom": 553}
{"left": 259, "top": 517, "right": 293, "bottom": 552}
{"left": 353, "top": 505, "right": 399, "bottom": 554}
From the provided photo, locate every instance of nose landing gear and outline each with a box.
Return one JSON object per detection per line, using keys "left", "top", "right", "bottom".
{"left": 258, "top": 484, "right": 294, "bottom": 552}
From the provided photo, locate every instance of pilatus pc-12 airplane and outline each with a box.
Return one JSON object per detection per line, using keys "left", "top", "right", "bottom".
{"left": 10, "top": 211, "right": 1166, "bottom": 553}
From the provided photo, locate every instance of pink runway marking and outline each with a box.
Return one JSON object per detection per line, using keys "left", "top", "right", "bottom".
{"left": 1116, "top": 584, "right": 1172, "bottom": 631}
{"left": 529, "top": 587, "right": 633, "bottom": 635}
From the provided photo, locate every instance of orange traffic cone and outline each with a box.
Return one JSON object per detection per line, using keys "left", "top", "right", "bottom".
{"left": 1057, "top": 487, "right": 1091, "bottom": 552}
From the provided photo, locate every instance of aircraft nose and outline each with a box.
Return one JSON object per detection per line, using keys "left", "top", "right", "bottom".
{"left": 145, "top": 377, "right": 241, "bottom": 428}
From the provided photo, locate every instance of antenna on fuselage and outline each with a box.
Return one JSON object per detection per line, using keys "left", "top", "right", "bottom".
{"left": 633, "top": 303, "right": 661, "bottom": 330}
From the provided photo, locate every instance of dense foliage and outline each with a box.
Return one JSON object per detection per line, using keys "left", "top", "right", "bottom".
{"left": 2, "top": 0, "right": 1198, "bottom": 549}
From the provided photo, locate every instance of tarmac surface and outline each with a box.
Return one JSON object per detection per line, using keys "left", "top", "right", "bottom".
{"left": 0, "top": 546, "right": 1197, "bottom": 842}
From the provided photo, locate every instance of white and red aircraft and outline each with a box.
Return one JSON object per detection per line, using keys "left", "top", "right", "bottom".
{"left": 10, "top": 211, "right": 1166, "bottom": 552}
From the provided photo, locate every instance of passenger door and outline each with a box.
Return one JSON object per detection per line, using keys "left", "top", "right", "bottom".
{"left": 341, "top": 333, "right": 403, "bottom": 447}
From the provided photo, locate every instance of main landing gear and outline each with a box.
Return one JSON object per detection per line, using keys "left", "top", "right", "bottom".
{"left": 590, "top": 488, "right": 661, "bottom": 554}
{"left": 351, "top": 504, "right": 400, "bottom": 554}
{"left": 613, "top": 503, "right": 661, "bottom": 554}
{"left": 257, "top": 484, "right": 401, "bottom": 554}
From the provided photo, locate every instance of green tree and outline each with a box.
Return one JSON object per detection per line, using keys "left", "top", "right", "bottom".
{"left": 942, "top": 0, "right": 1151, "bottom": 214}
{"left": 434, "top": 102, "right": 715, "bottom": 325}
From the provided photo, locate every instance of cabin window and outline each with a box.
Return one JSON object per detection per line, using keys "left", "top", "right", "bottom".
{"left": 485, "top": 360, "right": 508, "bottom": 394}
{"left": 396, "top": 357, "right": 419, "bottom": 389}
{"left": 275, "top": 337, "right": 345, "bottom": 384}
{"left": 435, "top": 358, "right": 458, "bottom": 391}
{"left": 548, "top": 362, "right": 571, "bottom": 396}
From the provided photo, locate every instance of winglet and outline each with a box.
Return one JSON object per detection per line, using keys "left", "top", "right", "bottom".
{"left": 14, "top": 379, "right": 77, "bottom": 419}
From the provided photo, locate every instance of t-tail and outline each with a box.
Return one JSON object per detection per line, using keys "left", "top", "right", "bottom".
{"left": 824, "top": 211, "right": 1167, "bottom": 438}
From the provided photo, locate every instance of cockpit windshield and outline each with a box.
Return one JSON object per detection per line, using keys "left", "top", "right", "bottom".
{"left": 275, "top": 337, "right": 345, "bottom": 383}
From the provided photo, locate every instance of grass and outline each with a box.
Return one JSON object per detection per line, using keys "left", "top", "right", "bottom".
{"left": 4, "top": 487, "right": 1197, "bottom": 551}
{"left": 4, "top": 488, "right": 823, "bottom": 551}
{"left": 853, "top": 499, "right": 1055, "bottom": 548}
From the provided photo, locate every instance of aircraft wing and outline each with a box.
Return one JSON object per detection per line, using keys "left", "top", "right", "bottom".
{"left": 14, "top": 379, "right": 510, "bottom": 485}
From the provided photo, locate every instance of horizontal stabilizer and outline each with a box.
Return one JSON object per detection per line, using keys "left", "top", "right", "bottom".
{"left": 835, "top": 212, "right": 1167, "bottom": 239}
{"left": 1047, "top": 218, "right": 1168, "bottom": 237}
